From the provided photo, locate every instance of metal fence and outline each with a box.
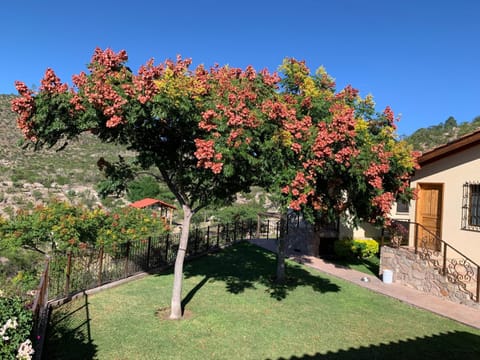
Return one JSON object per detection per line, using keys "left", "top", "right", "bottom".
{"left": 44, "top": 220, "right": 278, "bottom": 301}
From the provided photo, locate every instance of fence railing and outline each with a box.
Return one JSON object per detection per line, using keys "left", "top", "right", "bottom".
{"left": 38, "top": 220, "right": 277, "bottom": 301}
{"left": 389, "top": 220, "right": 480, "bottom": 303}
{"left": 30, "top": 258, "right": 50, "bottom": 359}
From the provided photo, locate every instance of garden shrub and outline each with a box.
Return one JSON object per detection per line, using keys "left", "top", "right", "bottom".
{"left": 352, "top": 238, "right": 379, "bottom": 259}
{"left": 334, "top": 237, "right": 379, "bottom": 259}
{"left": 0, "top": 297, "right": 33, "bottom": 359}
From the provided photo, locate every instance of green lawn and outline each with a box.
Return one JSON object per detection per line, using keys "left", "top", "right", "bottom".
{"left": 45, "top": 242, "right": 480, "bottom": 360}
{"left": 326, "top": 255, "right": 380, "bottom": 277}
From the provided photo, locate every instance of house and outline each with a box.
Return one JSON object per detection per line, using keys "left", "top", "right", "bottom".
{"left": 129, "top": 198, "right": 176, "bottom": 227}
{"left": 406, "top": 129, "right": 480, "bottom": 264}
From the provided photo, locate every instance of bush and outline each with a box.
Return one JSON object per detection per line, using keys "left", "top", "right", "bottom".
{"left": 333, "top": 237, "right": 354, "bottom": 259}
{"left": 0, "top": 297, "right": 33, "bottom": 359}
{"left": 334, "top": 237, "right": 379, "bottom": 259}
{"left": 352, "top": 239, "right": 379, "bottom": 259}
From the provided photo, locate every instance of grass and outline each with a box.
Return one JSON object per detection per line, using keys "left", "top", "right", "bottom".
{"left": 326, "top": 255, "right": 380, "bottom": 277}
{"left": 45, "top": 242, "right": 480, "bottom": 360}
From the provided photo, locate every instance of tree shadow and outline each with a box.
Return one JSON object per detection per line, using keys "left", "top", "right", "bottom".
{"left": 272, "top": 330, "right": 480, "bottom": 359}
{"left": 181, "top": 276, "right": 209, "bottom": 314}
{"left": 182, "top": 241, "right": 340, "bottom": 301}
{"left": 43, "top": 293, "right": 97, "bottom": 360}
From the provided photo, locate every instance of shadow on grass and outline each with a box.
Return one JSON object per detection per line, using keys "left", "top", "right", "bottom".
{"left": 181, "top": 241, "right": 340, "bottom": 301}
{"left": 43, "top": 293, "right": 97, "bottom": 360}
{"left": 273, "top": 330, "right": 480, "bottom": 360}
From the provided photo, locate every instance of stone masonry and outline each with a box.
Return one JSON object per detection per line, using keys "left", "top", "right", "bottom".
{"left": 380, "top": 246, "right": 479, "bottom": 310}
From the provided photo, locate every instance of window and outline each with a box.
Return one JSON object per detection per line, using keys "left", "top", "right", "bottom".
{"left": 396, "top": 200, "right": 409, "bottom": 214}
{"left": 462, "top": 182, "right": 480, "bottom": 230}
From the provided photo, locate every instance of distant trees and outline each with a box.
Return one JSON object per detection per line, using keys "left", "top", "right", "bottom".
{"left": 126, "top": 176, "right": 161, "bottom": 202}
{"left": 405, "top": 114, "right": 480, "bottom": 151}
{"left": 445, "top": 116, "right": 457, "bottom": 128}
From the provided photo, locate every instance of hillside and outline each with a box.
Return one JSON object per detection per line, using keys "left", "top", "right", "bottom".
{"left": 404, "top": 115, "right": 480, "bottom": 152}
{"left": 0, "top": 94, "right": 133, "bottom": 215}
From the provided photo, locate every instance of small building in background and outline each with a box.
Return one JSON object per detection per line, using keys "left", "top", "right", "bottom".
{"left": 129, "top": 198, "right": 176, "bottom": 227}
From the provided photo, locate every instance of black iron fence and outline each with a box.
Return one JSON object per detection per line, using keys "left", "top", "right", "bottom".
{"left": 37, "top": 220, "right": 277, "bottom": 302}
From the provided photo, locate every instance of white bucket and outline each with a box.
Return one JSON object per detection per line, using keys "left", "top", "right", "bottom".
{"left": 383, "top": 269, "right": 393, "bottom": 284}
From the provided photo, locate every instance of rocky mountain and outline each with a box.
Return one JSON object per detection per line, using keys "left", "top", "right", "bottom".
{"left": 403, "top": 115, "right": 480, "bottom": 152}
{"left": 0, "top": 94, "right": 131, "bottom": 216}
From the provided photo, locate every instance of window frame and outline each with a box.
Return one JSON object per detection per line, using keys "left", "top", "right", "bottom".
{"left": 395, "top": 200, "right": 409, "bottom": 214}
{"left": 462, "top": 182, "right": 480, "bottom": 231}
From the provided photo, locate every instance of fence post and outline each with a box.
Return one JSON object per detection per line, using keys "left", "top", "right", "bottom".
{"left": 165, "top": 233, "right": 170, "bottom": 263}
{"left": 414, "top": 223, "right": 418, "bottom": 254}
{"left": 206, "top": 226, "right": 210, "bottom": 250}
{"left": 233, "top": 222, "right": 237, "bottom": 242}
{"left": 217, "top": 224, "right": 220, "bottom": 247}
{"left": 64, "top": 251, "right": 72, "bottom": 297}
{"left": 442, "top": 243, "right": 447, "bottom": 276}
{"left": 225, "top": 223, "right": 229, "bottom": 243}
{"left": 266, "top": 220, "right": 270, "bottom": 240}
{"left": 124, "top": 241, "right": 131, "bottom": 278}
{"left": 194, "top": 228, "right": 199, "bottom": 254}
{"left": 98, "top": 246, "right": 104, "bottom": 287}
{"left": 476, "top": 266, "right": 480, "bottom": 303}
{"left": 146, "top": 237, "right": 152, "bottom": 270}
{"left": 256, "top": 217, "right": 260, "bottom": 238}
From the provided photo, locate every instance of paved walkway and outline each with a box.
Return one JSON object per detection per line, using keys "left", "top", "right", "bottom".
{"left": 249, "top": 238, "right": 480, "bottom": 330}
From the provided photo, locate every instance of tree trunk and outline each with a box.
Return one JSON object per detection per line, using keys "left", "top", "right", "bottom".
{"left": 276, "top": 214, "right": 287, "bottom": 284}
{"left": 169, "top": 205, "right": 193, "bottom": 319}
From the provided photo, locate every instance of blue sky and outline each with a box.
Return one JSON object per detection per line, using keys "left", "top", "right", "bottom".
{"left": 1, "top": 0, "right": 479, "bottom": 135}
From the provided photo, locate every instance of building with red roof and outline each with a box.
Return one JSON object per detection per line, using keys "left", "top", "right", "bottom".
{"left": 129, "top": 198, "right": 176, "bottom": 226}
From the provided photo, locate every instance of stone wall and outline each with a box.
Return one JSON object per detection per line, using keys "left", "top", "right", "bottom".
{"left": 380, "top": 246, "right": 479, "bottom": 309}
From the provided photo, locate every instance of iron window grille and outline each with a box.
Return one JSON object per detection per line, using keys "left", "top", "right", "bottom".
{"left": 396, "top": 200, "right": 409, "bottom": 213}
{"left": 462, "top": 182, "right": 480, "bottom": 231}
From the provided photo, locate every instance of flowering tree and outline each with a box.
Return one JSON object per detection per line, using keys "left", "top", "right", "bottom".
{"left": 2, "top": 202, "right": 163, "bottom": 254}
{"left": 273, "top": 59, "right": 419, "bottom": 224}
{"left": 11, "top": 48, "right": 281, "bottom": 319}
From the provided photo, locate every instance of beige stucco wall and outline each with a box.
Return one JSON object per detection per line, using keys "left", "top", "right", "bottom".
{"left": 338, "top": 220, "right": 382, "bottom": 239}
{"left": 409, "top": 145, "right": 480, "bottom": 264}
{"left": 338, "top": 204, "right": 411, "bottom": 241}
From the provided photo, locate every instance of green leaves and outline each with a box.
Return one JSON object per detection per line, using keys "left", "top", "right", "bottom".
{"left": 0, "top": 297, "right": 33, "bottom": 360}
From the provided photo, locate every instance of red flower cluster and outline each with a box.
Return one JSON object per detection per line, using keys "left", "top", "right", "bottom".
{"left": 194, "top": 139, "right": 223, "bottom": 174}
{"left": 133, "top": 59, "right": 164, "bottom": 104}
{"left": 40, "top": 68, "right": 68, "bottom": 94}
{"left": 195, "top": 63, "right": 282, "bottom": 173}
{"left": 74, "top": 48, "right": 165, "bottom": 128}
{"left": 363, "top": 143, "right": 392, "bottom": 189}
{"left": 335, "top": 85, "right": 359, "bottom": 102}
{"left": 259, "top": 68, "right": 281, "bottom": 87}
{"left": 372, "top": 191, "right": 395, "bottom": 217}
{"left": 11, "top": 81, "right": 36, "bottom": 141}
